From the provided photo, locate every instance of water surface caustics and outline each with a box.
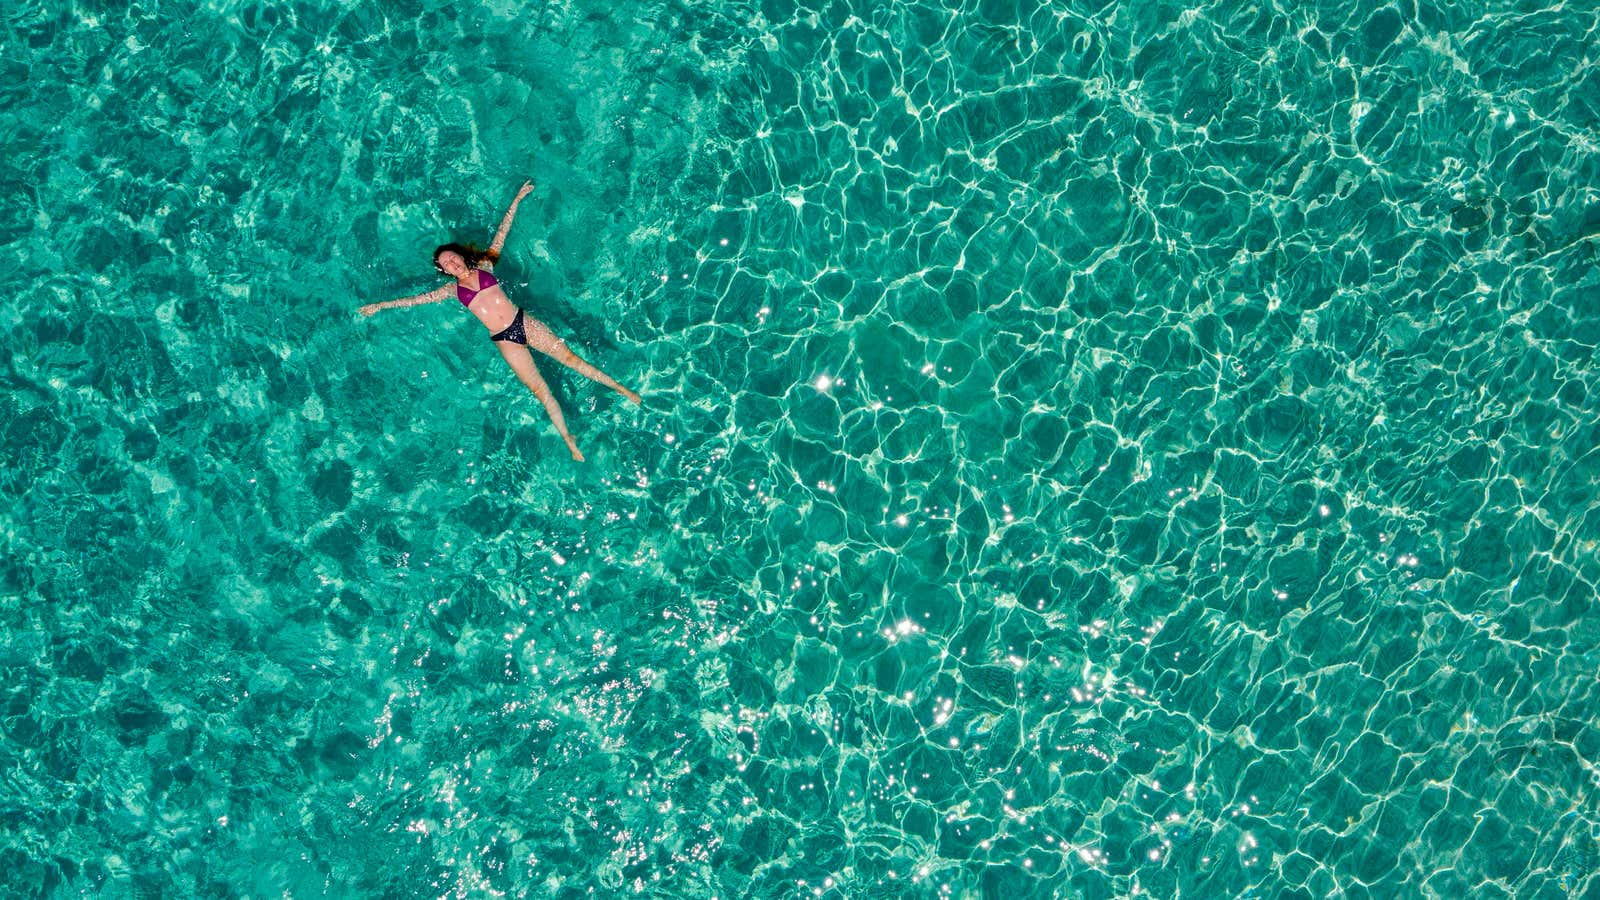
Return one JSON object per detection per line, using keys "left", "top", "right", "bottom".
{"left": 2, "top": 0, "right": 1599, "bottom": 897}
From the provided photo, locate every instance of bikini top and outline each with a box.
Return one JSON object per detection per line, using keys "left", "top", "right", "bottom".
{"left": 457, "top": 269, "right": 499, "bottom": 306}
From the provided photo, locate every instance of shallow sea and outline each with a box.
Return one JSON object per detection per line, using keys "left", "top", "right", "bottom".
{"left": 3, "top": 0, "right": 1600, "bottom": 897}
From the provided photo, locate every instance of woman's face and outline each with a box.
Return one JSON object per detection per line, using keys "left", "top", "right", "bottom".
{"left": 436, "top": 251, "right": 468, "bottom": 277}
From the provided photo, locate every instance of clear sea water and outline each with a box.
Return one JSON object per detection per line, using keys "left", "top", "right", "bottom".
{"left": 3, "top": 0, "right": 1599, "bottom": 897}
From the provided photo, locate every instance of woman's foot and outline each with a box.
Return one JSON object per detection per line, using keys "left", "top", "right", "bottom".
{"left": 565, "top": 436, "right": 585, "bottom": 462}
{"left": 621, "top": 387, "right": 641, "bottom": 405}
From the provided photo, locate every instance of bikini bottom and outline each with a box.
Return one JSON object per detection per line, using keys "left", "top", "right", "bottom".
{"left": 489, "top": 309, "right": 528, "bottom": 345}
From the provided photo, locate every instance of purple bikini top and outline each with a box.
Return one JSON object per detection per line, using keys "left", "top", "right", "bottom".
{"left": 457, "top": 269, "right": 499, "bottom": 306}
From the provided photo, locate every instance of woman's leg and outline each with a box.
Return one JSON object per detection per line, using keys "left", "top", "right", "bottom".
{"left": 522, "top": 317, "right": 641, "bottom": 404}
{"left": 495, "top": 340, "right": 584, "bottom": 461}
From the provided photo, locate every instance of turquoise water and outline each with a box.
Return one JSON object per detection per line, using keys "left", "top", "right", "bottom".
{"left": 4, "top": 0, "right": 1600, "bottom": 896}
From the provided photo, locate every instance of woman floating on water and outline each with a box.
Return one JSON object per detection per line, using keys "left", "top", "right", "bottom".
{"left": 360, "top": 181, "right": 640, "bottom": 461}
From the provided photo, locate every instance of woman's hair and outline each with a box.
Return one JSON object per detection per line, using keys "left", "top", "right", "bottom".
{"left": 432, "top": 242, "right": 500, "bottom": 272}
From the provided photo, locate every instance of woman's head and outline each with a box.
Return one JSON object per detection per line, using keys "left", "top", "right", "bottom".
{"left": 432, "top": 243, "right": 498, "bottom": 277}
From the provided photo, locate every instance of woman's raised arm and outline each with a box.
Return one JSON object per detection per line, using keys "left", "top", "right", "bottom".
{"left": 488, "top": 180, "right": 534, "bottom": 259}
{"left": 359, "top": 284, "right": 454, "bottom": 317}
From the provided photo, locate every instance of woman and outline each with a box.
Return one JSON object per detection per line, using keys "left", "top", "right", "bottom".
{"left": 360, "top": 181, "right": 640, "bottom": 462}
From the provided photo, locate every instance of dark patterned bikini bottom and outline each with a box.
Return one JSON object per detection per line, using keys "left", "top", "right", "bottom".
{"left": 489, "top": 308, "right": 527, "bottom": 345}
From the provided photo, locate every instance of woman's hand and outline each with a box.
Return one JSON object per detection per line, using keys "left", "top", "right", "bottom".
{"left": 515, "top": 180, "right": 534, "bottom": 201}
{"left": 359, "top": 303, "right": 383, "bottom": 317}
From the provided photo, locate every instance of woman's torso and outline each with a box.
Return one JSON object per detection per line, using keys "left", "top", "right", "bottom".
{"left": 457, "top": 268, "right": 518, "bottom": 332}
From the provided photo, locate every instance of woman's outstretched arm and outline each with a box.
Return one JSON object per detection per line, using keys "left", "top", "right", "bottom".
{"left": 359, "top": 285, "right": 454, "bottom": 317}
{"left": 488, "top": 181, "right": 534, "bottom": 259}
